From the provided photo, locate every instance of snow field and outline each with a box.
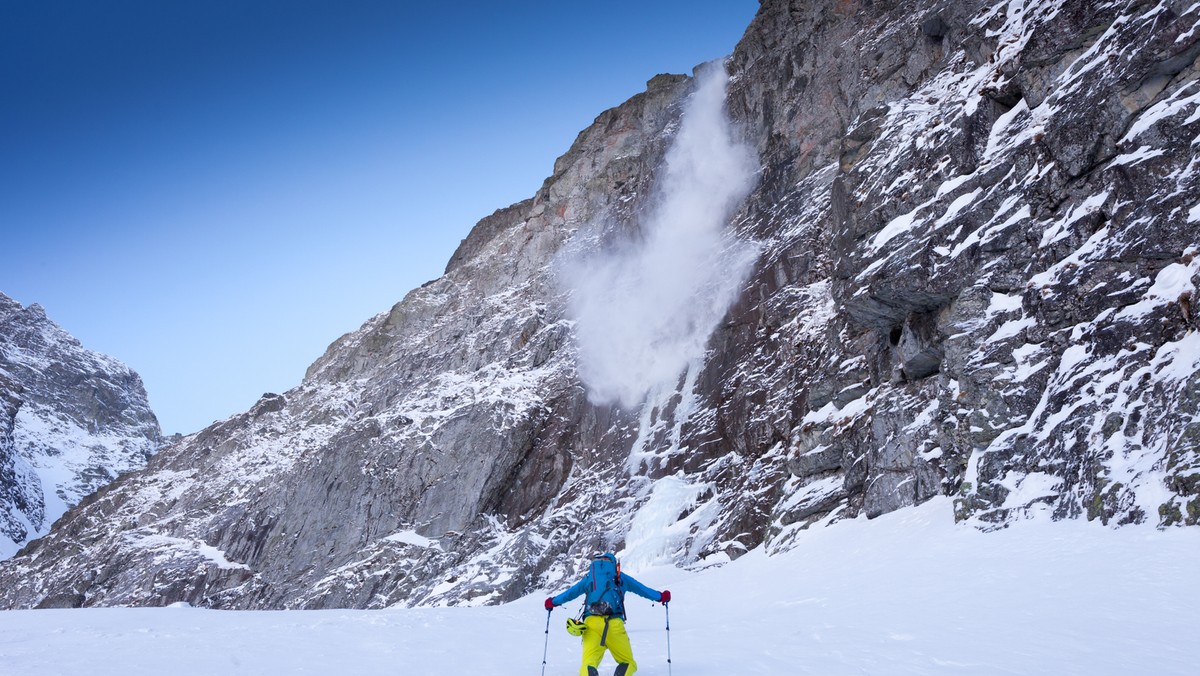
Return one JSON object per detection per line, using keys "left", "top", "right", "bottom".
{"left": 0, "top": 497, "right": 1196, "bottom": 675}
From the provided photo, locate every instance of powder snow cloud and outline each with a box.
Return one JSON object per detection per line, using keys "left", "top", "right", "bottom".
{"left": 562, "top": 61, "right": 760, "bottom": 409}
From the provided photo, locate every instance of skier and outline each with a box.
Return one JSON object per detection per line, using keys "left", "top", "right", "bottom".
{"left": 544, "top": 552, "right": 670, "bottom": 676}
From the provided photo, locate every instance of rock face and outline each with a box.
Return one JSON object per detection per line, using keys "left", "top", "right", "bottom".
{"left": 0, "top": 293, "right": 161, "bottom": 559}
{"left": 1, "top": 0, "right": 1197, "bottom": 609}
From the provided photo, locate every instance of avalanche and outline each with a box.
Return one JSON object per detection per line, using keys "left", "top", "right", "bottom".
{"left": 2, "top": 497, "right": 1196, "bottom": 675}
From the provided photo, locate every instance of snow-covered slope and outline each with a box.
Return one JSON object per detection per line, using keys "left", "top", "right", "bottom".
{"left": 0, "top": 293, "right": 161, "bottom": 558}
{"left": 1, "top": 0, "right": 1197, "bottom": 611}
{"left": 1, "top": 499, "right": 1197, "bottom": 675}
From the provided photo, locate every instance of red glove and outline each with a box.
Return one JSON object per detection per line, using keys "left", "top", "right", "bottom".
{"left": 660, "top": 590, "right": 671, "bottom": 604}
{"left": 544, "top": 597, "right": 555, "bottom": 611}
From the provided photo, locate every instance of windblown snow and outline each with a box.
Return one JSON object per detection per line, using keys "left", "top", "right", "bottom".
{"left": 562, "top": 60, "right": 760, "bottom": 409}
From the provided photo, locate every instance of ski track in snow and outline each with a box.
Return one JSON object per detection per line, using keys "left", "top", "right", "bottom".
{"left": 1, "top": 498, "right": 1196, "bottom": 675}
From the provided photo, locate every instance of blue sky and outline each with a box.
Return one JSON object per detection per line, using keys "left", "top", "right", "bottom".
{"left": 0, "top": 1, "right": 759, "bottom": 436}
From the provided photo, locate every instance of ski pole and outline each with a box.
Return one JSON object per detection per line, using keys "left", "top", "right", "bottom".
{"left": 541, "top": 608, "right": 551, "bottom": 676}
{"left": 665, "top": 602, "right": 673, "bottom": 676}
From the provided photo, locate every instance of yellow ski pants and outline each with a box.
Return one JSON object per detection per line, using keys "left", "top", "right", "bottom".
{"left": 579, "top": 615, "right": 637, "bottom": 676}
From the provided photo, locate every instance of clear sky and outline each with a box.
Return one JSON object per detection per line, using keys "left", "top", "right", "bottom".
{"left": 0, "top": 1, "right": 759, "bottom": 436}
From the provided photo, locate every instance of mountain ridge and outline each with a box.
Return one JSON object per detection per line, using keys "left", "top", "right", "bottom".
{"left": 0, "top": 292, "right": 161, "bottom": 559}
{"left": 1, "top": 0, "right": 1197, "bottom": 609}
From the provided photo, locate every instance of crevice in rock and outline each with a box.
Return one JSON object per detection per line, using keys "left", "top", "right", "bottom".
{"left": 920, "top": 15, "right": 949, "bottom": 41}
{"left": 885, "top": 307, "right": 947, "bottom": 383}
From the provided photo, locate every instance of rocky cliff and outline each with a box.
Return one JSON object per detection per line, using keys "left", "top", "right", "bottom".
{"left": 0, "top": 293, "right": 161, "bottom": 559}
{"left": 1, "top": 0, "right": 1197, "bottom": 609}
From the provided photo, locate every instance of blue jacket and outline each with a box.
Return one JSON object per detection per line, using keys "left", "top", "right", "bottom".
{"left": 550, "top": 554, "right": 662, "bottom": 621}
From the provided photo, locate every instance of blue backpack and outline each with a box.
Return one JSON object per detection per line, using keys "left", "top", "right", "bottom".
{"left": 583, "top": 554, "right": 624, "bottom": 617}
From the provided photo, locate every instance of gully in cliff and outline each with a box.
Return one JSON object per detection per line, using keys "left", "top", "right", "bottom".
{"left": 543, "top": 552, "right": 671, "bottom": 676}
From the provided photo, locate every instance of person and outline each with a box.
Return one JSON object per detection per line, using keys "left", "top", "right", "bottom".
{"left": 544, "top": 552, "right": 671, "bottom": 676}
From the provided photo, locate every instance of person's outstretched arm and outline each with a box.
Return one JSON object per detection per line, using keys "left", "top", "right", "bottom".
{"left": 546, "top": 575, "right": 590, "bottom": 609}
{"left": 622, "top": 574, "right": 669, "bottom": 603}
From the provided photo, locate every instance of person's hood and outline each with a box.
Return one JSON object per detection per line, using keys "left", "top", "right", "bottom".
{"left": 594, "top": 552, "right": 617, "bottom": 565}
